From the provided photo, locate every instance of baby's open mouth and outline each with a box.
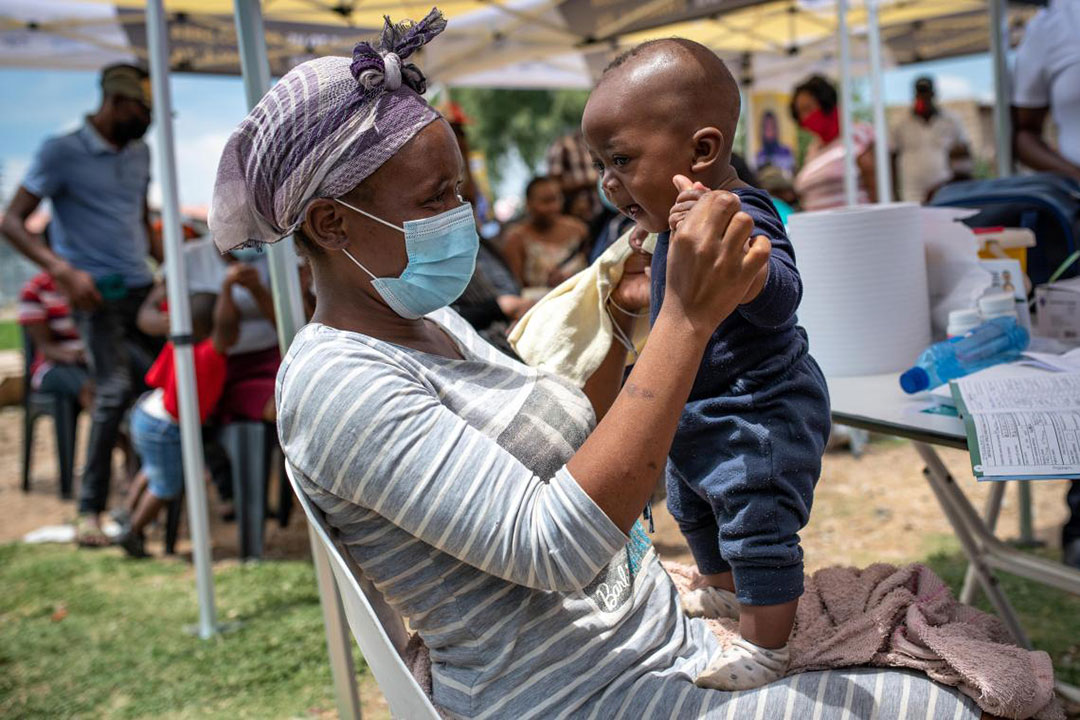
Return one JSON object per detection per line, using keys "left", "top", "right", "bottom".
{"left": 621, "top": 203, "right": 643, "bottom": 220}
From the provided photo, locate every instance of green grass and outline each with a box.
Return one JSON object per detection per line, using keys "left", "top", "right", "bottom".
{"left": 924, "top": 548, "right": 1080, "bottom": 686}
{"left": 0, "top": 544, "right": 370, "bottom": 719}
{"left": 0, "top": 321, "right": 22, "bottom": 352}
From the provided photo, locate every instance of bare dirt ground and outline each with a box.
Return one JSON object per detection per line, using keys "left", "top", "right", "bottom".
{"left": 1, "top": 406, "right": 1072, "bottom": 570}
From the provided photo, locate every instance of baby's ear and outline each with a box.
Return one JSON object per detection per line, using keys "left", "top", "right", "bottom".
{"left": 690, "top": 127, "right": 725, "bottom": 173}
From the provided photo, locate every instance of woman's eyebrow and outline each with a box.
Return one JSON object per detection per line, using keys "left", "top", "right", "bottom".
{"left": 414, "top": 175, "right": 448, "bottom": 198}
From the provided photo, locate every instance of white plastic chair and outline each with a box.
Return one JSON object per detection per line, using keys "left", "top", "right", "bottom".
{"left": 287, "top": 468, "right": 442, "bottom": 719}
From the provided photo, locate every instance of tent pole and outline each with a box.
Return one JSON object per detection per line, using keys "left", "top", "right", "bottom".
{"left": 742, "top": 54, "right": 757, "bottom": 169}
{"left": 866, "top": 0, "right": 891, "bottom": 203}
{"left": 145, "top": 0, "right": 217, "bottom": 640}
{"left": 231, "top": 2, "right": 361, "bottom": 717}
{"left": 744, "top": 90, "right": 756, "bottom": 166}
{"left": 989, "top": 0, "right": 1012, "bottom": 177}
{"left": 837, "top": 0, "right": 857, "bottom": 205}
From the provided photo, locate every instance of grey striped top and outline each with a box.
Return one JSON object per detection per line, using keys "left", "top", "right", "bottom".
{"left": 276, "top": 308, "right": 979, "bottom": 720}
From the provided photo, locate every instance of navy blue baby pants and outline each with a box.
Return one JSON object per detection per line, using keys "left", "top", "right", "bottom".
{"left": 665, "top": 354, "right": 831, "bottom": 606}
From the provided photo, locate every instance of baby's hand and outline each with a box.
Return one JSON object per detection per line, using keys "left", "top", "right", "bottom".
{"left": 669, "top": 175, "right": 710, "bottom": 232}
{"left": 627, "top": 226, "right": 651, "bottom": 254}
{"left": 670, "top": 175, "right": 770, "bottom": 305}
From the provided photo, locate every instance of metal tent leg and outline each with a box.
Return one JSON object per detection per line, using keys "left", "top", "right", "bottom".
{"left": 912, "top": 442, "right": 1031, "bottom": 647}
{"left": 915, "top": 442, "right": 1080, "bottom": 699}
{"left": 960, "top": 481, "right": 1006, "bottom": 604}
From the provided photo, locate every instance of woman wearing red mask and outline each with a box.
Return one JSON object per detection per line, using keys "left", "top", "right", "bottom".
{"left": 789, "top": 74, "right": 878, "bottom": 210}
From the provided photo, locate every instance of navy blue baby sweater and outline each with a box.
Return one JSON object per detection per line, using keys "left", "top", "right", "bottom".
{"left": 649, "top": 186, "right": 811, "bottom": 399}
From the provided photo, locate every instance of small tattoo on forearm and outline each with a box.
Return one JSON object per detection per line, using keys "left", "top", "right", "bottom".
{"left": 623, "top": 382, "right": 656, "bottom": 400}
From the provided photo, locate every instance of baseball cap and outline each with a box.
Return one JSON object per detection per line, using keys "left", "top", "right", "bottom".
{"left": 101, "top": 64, "right": 152, "bottom": 108}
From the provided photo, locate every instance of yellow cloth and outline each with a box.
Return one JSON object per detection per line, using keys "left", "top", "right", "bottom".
{"left": 508, "top": 229, "right": 656, "bottom": 387}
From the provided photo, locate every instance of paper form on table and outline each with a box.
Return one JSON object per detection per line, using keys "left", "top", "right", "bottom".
{"left": 949, "top": 370, "right": 1080, "bottom": 480}
{"left": 1019, "top": 347, "right": 1080, "bottom": 373}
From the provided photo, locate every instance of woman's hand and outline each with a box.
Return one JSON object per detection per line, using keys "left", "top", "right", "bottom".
{"left": 225, "top": 262, "right": 261, "bottom": 291}
{"left": 609, "top": 227, "right": 652, "bottom": 313}
{"left": 660, "top": 176, "right": 772, "bottom": 337}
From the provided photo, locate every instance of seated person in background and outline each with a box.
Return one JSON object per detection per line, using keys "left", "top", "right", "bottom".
{"left": 564, "top": 186, "right": 598, "bottom": 225}
{"left": 117, "top": 282, "right": 238, "bottom": 558}
{"left": 502, "top": 176, "right": 589, "bottom": 294}
{"left": 183, "top": 239, "right": 281, "bottom": 423}
{"left": 17, "top": 271, "right": 92, "bottom": 409}
{"left": 584, "top": 38, "right": 830, "bottom": 690}
{"left": 756, "top": 165, "right": 799, "bottom": 223}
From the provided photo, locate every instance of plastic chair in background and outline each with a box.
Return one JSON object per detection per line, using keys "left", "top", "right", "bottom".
{"left": 21, "top": 327, "right": 81, "bottom": 499}
{"left": 160, "top": 425, "right": 291, "bottom": 558}
{"left": 164, "top": 495, "right": 184, "bottom": 555}
{"left": 219, "top": 421, "right": 292, "bottom": 559}
{"left": 287, "top": 466, "right": 441, "bottom": 720}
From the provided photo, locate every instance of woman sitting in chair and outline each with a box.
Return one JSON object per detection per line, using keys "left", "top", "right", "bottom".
{"left": 209, "top": 11, "right": 993, "bottom": 719}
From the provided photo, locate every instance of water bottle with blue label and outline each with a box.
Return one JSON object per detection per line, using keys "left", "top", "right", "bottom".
{"left": 899, "top": 317, "right": 1030, "bottom": 394}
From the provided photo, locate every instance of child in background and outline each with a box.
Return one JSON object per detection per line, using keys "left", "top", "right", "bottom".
{"left": 583, "top": 39, "right": 831, "bottom": 690}
{"left": 116, "top": 281, "right": 239, "bottom": 558}
{"left": 17, "top": 271, "right": 92, "bottom": 410}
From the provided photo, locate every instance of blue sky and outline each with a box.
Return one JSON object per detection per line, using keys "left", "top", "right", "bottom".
{"left": 0, "top": 53, "right": 995, "bottom": 209}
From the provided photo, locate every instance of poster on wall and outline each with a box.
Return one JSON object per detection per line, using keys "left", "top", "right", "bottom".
{"left": 749, "top": 92, "right": 798, "bottom": 176}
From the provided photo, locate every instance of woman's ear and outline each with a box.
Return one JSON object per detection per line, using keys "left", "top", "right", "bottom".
{"left": 302, "top": 199, "right": 350, "bottom": 251}
{"left": 690, "top": 127, "right": 725, "bottom": 173}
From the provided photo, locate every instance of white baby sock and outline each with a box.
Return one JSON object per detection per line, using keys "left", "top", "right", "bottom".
{"left": 680, "top": 586, "right": 741, "bottom": 620}
{"left": 695, "top": 637, "right": 790, "bottom": 691}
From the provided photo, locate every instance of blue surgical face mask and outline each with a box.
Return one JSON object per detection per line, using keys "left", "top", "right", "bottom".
{"left": 230, "top": 246, "right": 262, "bottom": 263}
{"left": 337, "top": 199, "right": 479, "bottom": 320}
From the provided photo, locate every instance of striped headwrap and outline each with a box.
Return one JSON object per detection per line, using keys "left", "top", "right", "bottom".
{"left": 210, "top": 8, "right": 447, "bottom": 252}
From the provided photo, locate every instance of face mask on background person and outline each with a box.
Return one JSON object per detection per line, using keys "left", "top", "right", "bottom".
{"left": 230, "top": 246, "right": 263, "bottom": 263}
{"left": 337, "top": 199, "right": 479, "bottom": 319}
{"left": 800, "top": 108, "right": 840, "bottom": 145}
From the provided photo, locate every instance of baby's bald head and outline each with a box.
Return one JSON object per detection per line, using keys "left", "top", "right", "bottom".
{"left": 598, "top": 38, "right": 741, "bottom": 157}
{"left": 582, "top": 38, "right": 743, "bottom": 232}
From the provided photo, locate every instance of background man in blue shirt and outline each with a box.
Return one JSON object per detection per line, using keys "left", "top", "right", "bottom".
{"left": 1, "top": 64, "right": 164, "bottom": 545}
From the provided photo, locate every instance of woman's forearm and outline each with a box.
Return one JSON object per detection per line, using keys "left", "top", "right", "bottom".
{"left": 568, "top": 308, "right": 709, "bottom": 534}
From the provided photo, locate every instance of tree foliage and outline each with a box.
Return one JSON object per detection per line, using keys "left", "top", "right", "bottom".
{"left": 450, "top": 88, "right": 591, "bottom": 193}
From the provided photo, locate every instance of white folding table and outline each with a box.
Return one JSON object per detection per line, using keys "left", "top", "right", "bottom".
{"left": 828, "top": 373, "right": 1080, "bottom": 700}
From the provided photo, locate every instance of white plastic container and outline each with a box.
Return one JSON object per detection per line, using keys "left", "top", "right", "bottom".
{"left": 947, "top": 308, "right": 982, "bottom": 338}
{"left": 979, "top": 292, "right": 1018, "bottom": 321}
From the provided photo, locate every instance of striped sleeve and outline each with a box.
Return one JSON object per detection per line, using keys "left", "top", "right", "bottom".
{"left": 853, "top": 123, "right": 876, "bottom": 155}
{"left": 278, "top": 338, "right": 628, "bottom": 592}
{"left": 16, "top": 278, "right": 47, "bottom": 325}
